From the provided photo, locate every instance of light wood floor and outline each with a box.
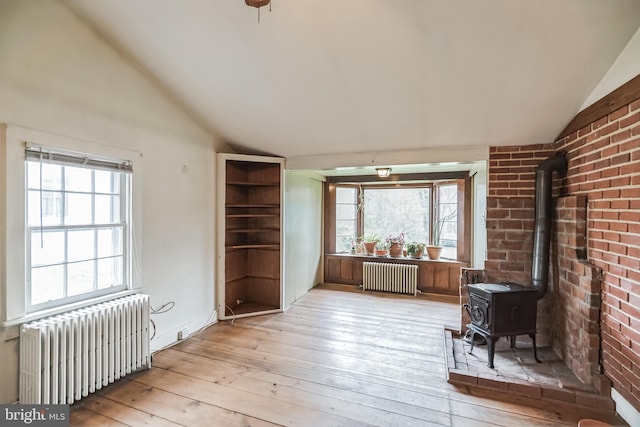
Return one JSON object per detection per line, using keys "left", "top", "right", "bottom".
{"left": 70, "top": 286, "right": 618, "bottom": 426}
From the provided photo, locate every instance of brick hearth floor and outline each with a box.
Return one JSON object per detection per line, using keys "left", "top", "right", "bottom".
{"left": 444, "top": 330, "right": 620, "bottom": 419}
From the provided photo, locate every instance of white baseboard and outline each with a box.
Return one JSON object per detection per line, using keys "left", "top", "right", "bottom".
{"left": 611, "top": 388, "right": 640, "bottom": 427}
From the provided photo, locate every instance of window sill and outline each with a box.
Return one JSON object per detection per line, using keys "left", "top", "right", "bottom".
{"left": 2, "top": 289, "right": 142, "bottom": 328}
{"left": 329, "top": 253, "right": 464, "bottom": 264}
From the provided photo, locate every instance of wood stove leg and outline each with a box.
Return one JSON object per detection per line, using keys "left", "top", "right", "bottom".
{"left": 468, "top": 330, "right": 476, "bottom": 354}
{"left": 529, "top": 333, "right": 541, "bottom": 363}
{"left": 487, "top": 337, "right": 497, "bottom": 369}
{"left": 509, "top": 335, "right": 516, "bottom": 349}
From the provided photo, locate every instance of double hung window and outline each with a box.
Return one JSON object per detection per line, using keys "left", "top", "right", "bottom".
{"left": 25, "top": 148, "right": 132, "bottom": 312}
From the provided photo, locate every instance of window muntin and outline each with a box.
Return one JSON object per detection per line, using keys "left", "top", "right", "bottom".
{"left": 26, "top": 156, "right": 130, "bottom": 312}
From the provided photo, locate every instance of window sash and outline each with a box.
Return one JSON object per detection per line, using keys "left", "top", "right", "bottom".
{"left": 25, "top": 153, "right": 131, "bottom": 312}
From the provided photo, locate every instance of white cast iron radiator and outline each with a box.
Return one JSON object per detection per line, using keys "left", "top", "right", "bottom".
{"left": 20, "top": 294, "right": 151, "bottom": 404}
{"left": 362, "top": 262, "right": 418, "bottom": 295}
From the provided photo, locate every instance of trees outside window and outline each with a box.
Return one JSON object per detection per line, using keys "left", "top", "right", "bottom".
{"left": 363, "top": 187, "right": 430, "bottom": 244}
{"left": 332, "top": 181, "right": 461, "bottom": 260}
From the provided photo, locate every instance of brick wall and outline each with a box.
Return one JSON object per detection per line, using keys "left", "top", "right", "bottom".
{"left": 554, "top": 195, "right": 602, "bottom": 385}
{"left": 485, "top": 96, "right": 640, "bottom": 406}
{"left": 556, "top": 98, "right": 640, "bottom": 407}
{"left": 486, "top": 144, "right": 557, "bottom": 345}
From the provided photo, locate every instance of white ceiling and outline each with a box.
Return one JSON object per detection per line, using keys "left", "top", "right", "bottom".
{"left": 67, "top": 0, "right": 640, "bottom": 160}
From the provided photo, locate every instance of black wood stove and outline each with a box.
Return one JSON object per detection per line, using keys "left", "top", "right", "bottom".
{"left": 464, "top": 283, "right": 540, "bottom": 368}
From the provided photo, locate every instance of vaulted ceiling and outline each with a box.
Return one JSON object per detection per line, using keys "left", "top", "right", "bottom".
{"left": 67, "top": 0, "right": 640, "bottom": 161}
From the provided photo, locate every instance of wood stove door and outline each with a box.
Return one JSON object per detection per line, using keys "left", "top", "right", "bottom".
{"left": 468, "top": 293, "right": 491, "bottom": 332}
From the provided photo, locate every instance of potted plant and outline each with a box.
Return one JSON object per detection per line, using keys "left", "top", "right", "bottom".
{"left": 361, "top": 234, "right": 381, "bottom": 255}
{"left": 374, "top": 241, "right": 389, "bottom": 257}
{"left": 386, "top": 233, "right": 405, "bottom": 258}
{"left": 427, "top": 218, "right": 444, "bottom": 260}
{"left": 406, "top": 241, "right": 425, "bottom": 259}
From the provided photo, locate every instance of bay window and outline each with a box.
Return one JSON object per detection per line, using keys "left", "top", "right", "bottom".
{"left": 327, "top": 177, "right": 467, "bottom": 261}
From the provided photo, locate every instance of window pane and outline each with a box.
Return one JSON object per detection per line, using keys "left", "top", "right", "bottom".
{"left": 30, "top": 230, "right": 65, "bottom": 266}
{"left": 65, "top": 166, "right": 92, "bottom": 192}
{"left": 26, "top": 162, "right": 41, "bottom": 190}
{"left": 336, "top": 204, "right": 356, "bottom": 221}
{"left": 95, "top": 195, "right": 120, "bottom": 224}
{"left": 28, "top": 190, "right": 63, "bottom": 226}
{"left": 438, "top": 184, "right": 458, "bottom": 259}
{"left": 65, "top": 193, "right": 92, "bottom": 225}
{"left": 439, "top": 184, "right": 457, "bottom": 203}
{"left": 97, "top": 256, "right": 123, "bottom": 289}
{"left": 336, "top": 219, "right": 356, "bottom": 252}
{"left": 363, "top": 188, "right": 430, "bottom": 244}
{"left": 31, "top": 265, "right": 64, "bottom": 305}
{"left": 98, "top": 227, "right": 123, "bottom": 258}
{"left": 26, "top": 163, "right": 63, "bottom": 190}
{"left": 336, "top": 187, "right": 356, "bottom": 204}
{"left": 68, "top": 261, "right": 95, "bottom": 296}
{"left": 95, "top": 170, "right": 119, "bottom": 194}
{"left": 68, "top": 229, "right": 95, "bottom": 262}
{"left": 335, "top": 187, "right": 357, "bottom": 251}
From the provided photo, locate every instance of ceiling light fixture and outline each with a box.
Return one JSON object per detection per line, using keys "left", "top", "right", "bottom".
{"left": 376, "top": 167, "right": 391, "bottom": 178}
{"left": 245, "top": 0, "right": 271, "bottom": 23}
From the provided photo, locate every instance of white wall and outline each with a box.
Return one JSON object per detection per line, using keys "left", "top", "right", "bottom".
{"left": 470, "top": 162, "right": 487, "bottom": 269}
{"left": 0, "top": 0, "right": 222, "bottom": 403}
{"left": 581, "top": 26, "right": 640, "bottom": 110}
{"left": 284, "top": 171, "right": 324, "bottom": 307}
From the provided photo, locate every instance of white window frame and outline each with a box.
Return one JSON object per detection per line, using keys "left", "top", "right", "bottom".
{"left": 1, "top": 124, "right": 143, "bottom": 325}
{"left": 25, "top": 148, "right": 132, "bottom": 312}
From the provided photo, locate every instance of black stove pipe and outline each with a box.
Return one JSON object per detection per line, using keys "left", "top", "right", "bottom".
{"left": 531, "top": 151, "right": 568, "bottom": 299}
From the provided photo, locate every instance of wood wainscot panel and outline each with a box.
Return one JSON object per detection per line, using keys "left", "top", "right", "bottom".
{"left": 324, "top": 254, "right": 468, "bottom": 295}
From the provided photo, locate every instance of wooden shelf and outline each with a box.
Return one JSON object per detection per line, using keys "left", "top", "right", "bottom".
{"left": 227, "top": 228, "right": 280, "bottom": 233}
{"left": 226, "top": 214, "right": 279, "bottom": 218}
{"left": 225, "top": 274, "right": 280, "bottom": 285}
{"left": 226, "top": 244, "right": 280, "bottom": 250}
{"left": 225, "top": 301, "right": 279, "bottom": 317}
{"left": 227, "top": 181, "right": 279, "bottom": 187}
{"left": 226, "top": 203, "right": 280, "bottom": 208}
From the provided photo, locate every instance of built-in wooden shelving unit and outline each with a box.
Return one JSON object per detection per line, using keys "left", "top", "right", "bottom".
{"left": 217, "top": 154, "right": 284, "bottom": 319}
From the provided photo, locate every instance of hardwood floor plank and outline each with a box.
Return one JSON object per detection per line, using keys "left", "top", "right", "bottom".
{"left": 129, "top": 367, "right": 374, "bottom": 427}
{"left": 70, "top": 405, "right": 131, "bottom": 427}
{"left": 69, "top": 287, "right": 623, "bottom": 427}
{"left": 181, "top": 335, "right": 449, "bottom": 389}
{"left": 174, "top": 335, "right": 583, "bottom": 426}
{"left": 96, "top": 376, "right": 277, "bottom": 427}
{"left": 197, "top": 322, "right": 445, "bottom": 369}
{"left": 75, "top": 394, "right": 181, "bottom": 427}
{"left": 153, "top": 349, "right": 450, "bottom": 427}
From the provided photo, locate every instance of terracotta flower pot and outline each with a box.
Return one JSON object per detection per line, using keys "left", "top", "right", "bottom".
{"left": 374, "top": 248, "right": 388, "bottom": 257}
{"left": 389, "top": 243, "right": 403, "bottom": 257}
{"left": 410, "top": 249, "right": 424, "bottom": 259}
{"left": 426, "top": 245, "right": 443, "bottom": 260}
{"left": 364, "top": 242, "right": 376, "bottom": 255}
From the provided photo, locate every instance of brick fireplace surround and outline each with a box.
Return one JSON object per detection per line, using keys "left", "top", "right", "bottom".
{"left": 479, "top": 84, "right": 640, "bottom": 410}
